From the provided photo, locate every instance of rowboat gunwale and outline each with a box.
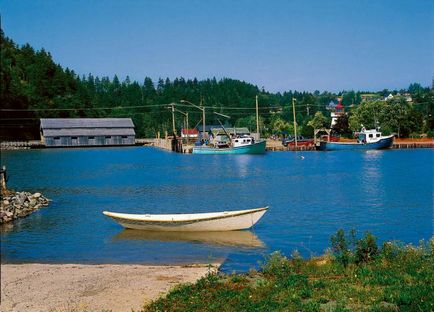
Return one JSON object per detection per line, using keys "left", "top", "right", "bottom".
{"left": 103, "top": 206, "right": 269, "bottom": 224}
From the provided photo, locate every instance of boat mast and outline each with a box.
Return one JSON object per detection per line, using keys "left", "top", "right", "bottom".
{"left": 214, "top": 112, "right": 232, "bottom": 145}
{"left": 292, "top": 97, "right": 298, "bottom": 147}
{"left": 256, "top": 95, "right": 259, "bottom": 136}
{"left": 216, "top": 118, "right": 232, "bottom": 146}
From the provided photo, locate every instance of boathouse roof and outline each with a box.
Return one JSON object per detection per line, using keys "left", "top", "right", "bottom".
{"left": 40, "top": 118, "right": 134, "bottom": 129}
{"left": 42, "top": 128, "right": 135, "bottom": 136}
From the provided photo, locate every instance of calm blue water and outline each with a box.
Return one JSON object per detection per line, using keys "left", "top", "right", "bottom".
{"left": 1, "top": 147, "right": 432, "bottom": 272}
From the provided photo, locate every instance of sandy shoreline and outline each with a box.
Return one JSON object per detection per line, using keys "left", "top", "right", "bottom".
{"left": 1, "top": 263, "right": 220, "bottom": 312}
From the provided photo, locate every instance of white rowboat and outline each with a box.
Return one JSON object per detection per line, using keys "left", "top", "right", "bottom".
{"left": 103, "top": 207, "right": 268, "bottom": 232}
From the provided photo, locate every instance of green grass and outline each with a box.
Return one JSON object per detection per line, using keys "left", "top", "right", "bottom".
{"left": 141, "top": 233, "right": 434, "bottom": 312}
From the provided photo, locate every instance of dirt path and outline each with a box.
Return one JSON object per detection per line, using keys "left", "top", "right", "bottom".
{"left": 1, "top": 263, "right": 219, "bottom": 312}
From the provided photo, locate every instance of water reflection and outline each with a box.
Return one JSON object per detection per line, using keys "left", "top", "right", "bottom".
{"left": 113, "top": 229, "right": 266, "bottom": 249}
{"left": 361, "top": 150, "right": 384, "bottom": 197}
{"left": 363, "top": 149, "right": 383, "bottom": 159}
{"left": 233, "top": 155, "right": 254, "bottom": 178}
{"left": 0, "top": 222, "right": 14, "bottom": 234}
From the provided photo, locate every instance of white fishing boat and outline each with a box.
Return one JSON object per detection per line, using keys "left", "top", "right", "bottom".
{"left": 103, "top": 206, "right": 268, "bottom": 232}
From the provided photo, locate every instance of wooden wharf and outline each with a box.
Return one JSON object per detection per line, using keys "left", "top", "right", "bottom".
{"left": 0, "top": 141, "right": 43, "bottom": 150}
{"left": 1, "top": 138, "right": 432, "bottom": 152}
{"left": 392, "top": 141, "right": 434, "bottom": 149}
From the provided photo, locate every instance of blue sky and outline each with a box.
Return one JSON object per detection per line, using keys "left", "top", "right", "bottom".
{"left": 1, "top": 0, "right": 432, "bottom": 92}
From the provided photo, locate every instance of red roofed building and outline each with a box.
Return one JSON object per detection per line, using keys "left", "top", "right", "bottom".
{"left": 181, "top": 128, "right": 199, "bottom": 139}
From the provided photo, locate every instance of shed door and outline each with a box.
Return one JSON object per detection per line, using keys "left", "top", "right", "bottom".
{"left": 71, "top": 137, "right": 78, "bottom": 146}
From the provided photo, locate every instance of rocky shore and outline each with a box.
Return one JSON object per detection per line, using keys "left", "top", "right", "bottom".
{"left": 0, "top": 191, "right": 49, "bottom": 223}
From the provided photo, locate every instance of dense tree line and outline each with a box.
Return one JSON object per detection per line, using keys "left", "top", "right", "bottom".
{"left": 1, "top": 30, "right": 433, "bottom": 140}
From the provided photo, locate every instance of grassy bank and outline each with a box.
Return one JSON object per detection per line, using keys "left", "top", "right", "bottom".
{"left": 142, "top": 231, "right": 433, "bottom": 311}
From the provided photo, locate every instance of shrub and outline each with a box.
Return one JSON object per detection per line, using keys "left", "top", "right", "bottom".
{"left": 380, "top": 241, "right": 402, "bottom": 262}
{"left": 260, "top": 251, "right": 293, "bottom": 277}
{"left": 355, "top": 232, "right": 379, "bottom": 264}
{"left": 331, "top": 229, "right": 380, "bottom": 266}
{"left": 330, "top": 229, "right": 356, "bottom": 267}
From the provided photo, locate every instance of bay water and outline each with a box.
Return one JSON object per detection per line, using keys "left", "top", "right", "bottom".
{"left": 1, "top": 147, "right": 432, "bottom": 272}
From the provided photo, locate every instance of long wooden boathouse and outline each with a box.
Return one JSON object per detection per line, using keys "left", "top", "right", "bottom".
{"left": 40, "top": 118, "right": 135, "bottom": 147}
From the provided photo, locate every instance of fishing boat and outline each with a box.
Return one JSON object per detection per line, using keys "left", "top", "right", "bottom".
{"left": 193, "top": 136, "right": 266, "bottom": 154}
{"left": 192, "top": 109, "right": 266, "bottom": 155}
{"left": 317, "top": 127, "right": 394, "bottom": 151}
{"left": 103, "top": 206, "right": 269, "bottom": 232}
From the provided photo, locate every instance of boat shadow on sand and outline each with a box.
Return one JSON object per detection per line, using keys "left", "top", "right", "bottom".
{"left": 112, "top": 229, "right": 266, "bottom": 249}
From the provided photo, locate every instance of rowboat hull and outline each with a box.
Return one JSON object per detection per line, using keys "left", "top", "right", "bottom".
{"left": 317, "top": 135, "right": 394, "bottom": 151}
{"left": 192, "top": 140, "right": 266, "bottom": 155}
{"left": 103, "top": 207, "right": 268, "bottom": 232}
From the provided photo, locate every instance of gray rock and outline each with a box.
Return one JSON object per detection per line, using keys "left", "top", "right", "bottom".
{"left": 0, "top": 190, "right": 49, "bottom": 223}
{"left": 17, "top": 192, "right": 27, "bottom": 205}
{"left": 33, "top": 192, "right": 42, "bottom": 198}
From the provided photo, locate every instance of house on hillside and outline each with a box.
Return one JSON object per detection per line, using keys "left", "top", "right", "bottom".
{"left": 326, "top": 100, "right": 337, "bottom": 110}
{"left": 384, "top": 93, "right": 394, "bottom": 101}
{"left": 40, "top": 118, "right": 135, "bottom": 147}
{"left": 360, "top": 94, "right": 381, "bottom": 102}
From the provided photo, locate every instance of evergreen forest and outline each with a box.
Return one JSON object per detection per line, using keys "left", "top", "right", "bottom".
{"left": 1, "top": 30, "right": 433, "bottom": 140}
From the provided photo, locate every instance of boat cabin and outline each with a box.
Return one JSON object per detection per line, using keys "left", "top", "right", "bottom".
{"left": 233, "top": 135, "right": 255, "bottom": 147}
{"left": 357, "top": 128, "right": 383, "bottom": 144}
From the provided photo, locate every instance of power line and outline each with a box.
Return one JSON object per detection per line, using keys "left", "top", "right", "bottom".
{"left": 0, "top": 100, "right": 430, "bottom": 113}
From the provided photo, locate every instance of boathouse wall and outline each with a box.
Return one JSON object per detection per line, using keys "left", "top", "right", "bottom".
{"left": 40, "top": 118, "right": 135, "bottom": 147}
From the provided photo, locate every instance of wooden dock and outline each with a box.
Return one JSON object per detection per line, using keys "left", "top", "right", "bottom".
{"left": 151, "top": 138, "right": 193, "bottom": 153}
{"left": 392, "top": 139, "right": 434, "bottom": 149}
{"left": 2, "top": 138, "right": 432, "bottom": 152}
{"left": 0, "top": 141, "right": 43, "bottom": 150}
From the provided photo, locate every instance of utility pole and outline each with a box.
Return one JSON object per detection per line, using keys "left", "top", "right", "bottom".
{"left": 292, "top": 98, "right": 298, "bottom": 147}
{"left": 256, "top": 95, "right": 259, "bottom": 136}
{"left": 201, "top": 96, "right": 206, "bottom": 140}
{"left": 171, "top": 103, "right": 176, "bottom": 135}
{"left": 181, "top": 99, "right": 204, "bottom": 140}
